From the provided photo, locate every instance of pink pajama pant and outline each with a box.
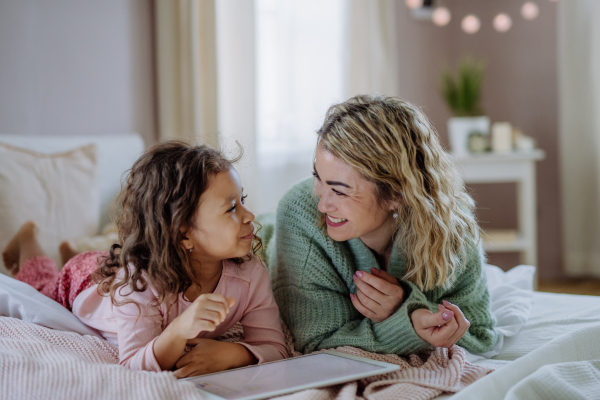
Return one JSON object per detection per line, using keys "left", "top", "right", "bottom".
{"left": 15, "top": 251, "right": 107, "bottom": 311}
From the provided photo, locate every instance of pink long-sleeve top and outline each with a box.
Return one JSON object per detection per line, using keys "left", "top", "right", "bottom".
{"left": 71, "top": 255, "right": 288, "bottom": 372}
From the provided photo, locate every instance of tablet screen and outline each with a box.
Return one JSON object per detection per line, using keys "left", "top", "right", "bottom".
{"left": 185, "top": 352, "right": 390, "bottom": 400}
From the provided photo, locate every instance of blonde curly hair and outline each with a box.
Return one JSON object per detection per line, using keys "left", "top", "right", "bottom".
{"left": 316, "top": 94, "right": 480, "bottom": 291}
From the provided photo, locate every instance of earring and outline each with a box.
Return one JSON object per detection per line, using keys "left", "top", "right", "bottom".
{"left": 188, "top": 247, "right": 193, "bottom": 253}
{"left": 393, "top": 210, "right": 398, "bottom": 219}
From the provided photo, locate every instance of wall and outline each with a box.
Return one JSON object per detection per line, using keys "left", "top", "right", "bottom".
{"left": 0, "top": 0, "right": 156, "bottom": 145}
{"left": 396, "top": 1, "right": 562, "bottom": 278}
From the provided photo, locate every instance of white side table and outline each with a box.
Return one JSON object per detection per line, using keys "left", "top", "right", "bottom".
{"left": 453, "top": 150, "right": 545, "bottom": 267}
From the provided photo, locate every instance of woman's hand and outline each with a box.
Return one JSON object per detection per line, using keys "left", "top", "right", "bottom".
{"left": 410, "top": 300, "right": 470, "bottom": 348}
{"left": 173, "top": 339, "right": 257, "bottom": 378}
{"left": 350, "top": 267, "right": 405, "bottom": 323}
{"left": 172, "top": 294, "right": 235, "bottom": 340}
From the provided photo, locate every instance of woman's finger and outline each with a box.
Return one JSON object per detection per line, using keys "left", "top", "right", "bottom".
{"left": 355, "top": 288, "right": 382, "bottom": 314}
{"left": 442, "top": 301, "right": 470, "bottom": 346}
{"left": 350, "top": 293, "right": 377, "bottom": 320}
{"left": 353, "top": 276, "right": 384, "bottom": 305}
{"left": 370, "top": 268, "right": 399, "bottom": 285}
{"left": 416, "top": 308, "right": 454, "bottom": 330}
{"left": 431, "top": 316, "right": 459, "bottom": 347}
{"left": 354, "top": 270, "right": 398, "bottom": 297}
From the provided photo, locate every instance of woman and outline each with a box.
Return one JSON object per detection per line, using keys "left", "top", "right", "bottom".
{"left": 264, "top": 95, "right": 498, "bottom": 355}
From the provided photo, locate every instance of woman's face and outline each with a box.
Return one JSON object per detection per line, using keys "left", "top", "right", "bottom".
{"left": 313, "top": 147, "right": 397, "bottom": 251}
{"left": 182, "top": 167, "right": 256, "bottom": 264}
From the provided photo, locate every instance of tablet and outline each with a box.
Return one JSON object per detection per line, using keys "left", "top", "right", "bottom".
{"left": 182, "top": 350, "right": 400, "bottom": 400}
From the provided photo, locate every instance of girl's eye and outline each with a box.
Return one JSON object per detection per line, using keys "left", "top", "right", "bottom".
{"left": 332, "top": 189, "right": 346, "bottom": 196}
{"left": 227, "top": 204, "right": 237, "bottom": 213}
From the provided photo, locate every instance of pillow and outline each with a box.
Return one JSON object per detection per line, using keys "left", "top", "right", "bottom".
{"left": 0, "top": 142, "right": 99, "bottom": 275}
{"left": 0, "top": 272, "right": 103, "bottom": 337}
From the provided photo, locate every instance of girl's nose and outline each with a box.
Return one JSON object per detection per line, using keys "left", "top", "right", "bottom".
{"left": 243, "top": 205, "right": 255, "bottom": 224}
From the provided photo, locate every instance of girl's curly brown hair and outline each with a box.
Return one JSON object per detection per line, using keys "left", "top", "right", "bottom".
{"left": 93, "top": 141, "right": 262, "bottom": 306}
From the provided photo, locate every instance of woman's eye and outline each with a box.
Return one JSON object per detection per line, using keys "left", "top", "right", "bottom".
{"left": 332, "top": 189, "right": 346, "bottom": 196}
{"left": 312, "top": 171, "right": 321, "bottom": 181}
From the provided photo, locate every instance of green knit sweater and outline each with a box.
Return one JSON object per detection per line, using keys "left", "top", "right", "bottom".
{"left": 262, "top": 178, "right": 499, "bottom": 356}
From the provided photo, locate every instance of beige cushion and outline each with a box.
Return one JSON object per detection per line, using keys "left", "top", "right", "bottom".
{"left": 0, "top": 143, "right": 99, "bottom": 274}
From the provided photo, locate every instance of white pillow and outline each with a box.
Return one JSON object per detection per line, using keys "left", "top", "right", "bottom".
{"left": 0, "top": 272, "right": 103, "bottom": 337}
{"left": 0, "top": 142, "right": 100, "bottom": 274}
{"left": 464, "top": 264, "right": 536, "bottom": 362}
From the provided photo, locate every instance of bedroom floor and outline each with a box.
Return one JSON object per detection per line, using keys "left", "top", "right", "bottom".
{"left": 538, "top": 279, "right": 600, "bottom": 296}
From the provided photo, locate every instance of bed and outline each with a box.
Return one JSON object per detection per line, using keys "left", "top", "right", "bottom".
{"left": 1, "top": 134, "right": 599, "bottom": 400}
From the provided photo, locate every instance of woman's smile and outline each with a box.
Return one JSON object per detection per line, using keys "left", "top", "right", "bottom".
{"left": 326, "top": 215, "right": 348, "bottom": 227}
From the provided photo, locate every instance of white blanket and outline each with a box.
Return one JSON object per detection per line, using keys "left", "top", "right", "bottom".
{"left": 450, "top": 324, "right": 600, "bottom": 400}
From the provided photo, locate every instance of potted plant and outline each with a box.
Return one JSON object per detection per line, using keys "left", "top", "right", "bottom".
{"left": 440, "top": 56, "right": 489, "bottom": 156}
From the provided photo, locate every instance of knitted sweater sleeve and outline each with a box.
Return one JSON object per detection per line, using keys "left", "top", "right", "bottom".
{"left": 437, "top": 241, "right": 499, "bottom": 353}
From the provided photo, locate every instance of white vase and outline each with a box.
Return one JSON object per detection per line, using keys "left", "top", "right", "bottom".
{"left": 447, "top": 116, "right": 490, "bottom": 157}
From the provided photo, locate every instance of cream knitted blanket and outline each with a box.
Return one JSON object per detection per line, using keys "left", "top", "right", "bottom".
{"left": 0, "top": 317, "right": 492, "bottom": 400}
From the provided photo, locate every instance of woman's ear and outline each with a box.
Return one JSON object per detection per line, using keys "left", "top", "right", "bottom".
{"left": 388, "top": 200, "right": 401, "bottom": 213}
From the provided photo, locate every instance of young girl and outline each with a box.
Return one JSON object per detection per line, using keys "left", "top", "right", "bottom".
{"left": 2, "top": 141, "right": 288, "bottom": 377}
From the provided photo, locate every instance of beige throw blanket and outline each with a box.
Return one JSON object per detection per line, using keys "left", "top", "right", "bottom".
{"left": 0, "top": 317, "right": 491, "bottom": 400}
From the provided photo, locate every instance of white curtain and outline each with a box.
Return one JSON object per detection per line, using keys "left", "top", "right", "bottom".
{"left": 254, "top": 0, "right": 400, "bottom": 214}
{"left": 344, "top": 0, "right": 399, "bottom": 98}
{"left": 154, "top": 0, "right": 258, "bottom": 208}
{"left": 154, "top": 0, "right": 219, "bottom": 148}
{"left": 558, "top": 0, "right": 600, "bottom": 276}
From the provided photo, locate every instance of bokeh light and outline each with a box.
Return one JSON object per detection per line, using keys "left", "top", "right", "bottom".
{"left": 405, "top": 0, "right": 423, "bottom": 10}
{"left": 461, "top": 15, "right": 481, "bottom": 34}
{"left": 521, "top": 2, "right": 540, "bottom": 20}
{"left": 493, "top": 13, "right": 512, "bottom": 32}
{"left": 432, "top": 7, "right": 451, "bottom": 27}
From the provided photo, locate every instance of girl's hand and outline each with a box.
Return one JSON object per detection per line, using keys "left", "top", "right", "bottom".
{"left": 410, "top": 300, "right": 470, "bottom": 348}
{"left": 350, "top": 268, "right": 405, "bottom": 323}
{"left": 173, "top": 294, "right": 235, "bottom": 340}
{"left": 173, "top": 339, "right": 257, "bottom": 378}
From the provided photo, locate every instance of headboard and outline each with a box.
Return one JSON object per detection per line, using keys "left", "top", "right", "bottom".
{"left": 0, "top": 134, "right": 145, "bottom": 230}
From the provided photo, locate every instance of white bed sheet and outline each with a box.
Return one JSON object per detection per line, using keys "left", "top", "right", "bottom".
{"left": 438, "top": 292, "right": 600, "bottom": 399}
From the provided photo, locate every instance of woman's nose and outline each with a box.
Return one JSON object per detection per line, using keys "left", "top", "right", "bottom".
{"left": 317, "top": 191, "right": 335, "bottom": 214}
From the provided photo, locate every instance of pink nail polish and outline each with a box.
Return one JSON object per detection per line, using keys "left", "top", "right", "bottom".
{"left": 356, "top": 271, "right": 364, "bottom": 278}
{"left": 442, "top": 300, "right": 452, "bottom": 307}
{"left": 350, "top": 294, "right": 355, "bottom": 300}
{"left": 370, "top": 267, "right": 378, "bottom": 273}
{"left": 442, "top": 311, "right": 453, "bottom": 321}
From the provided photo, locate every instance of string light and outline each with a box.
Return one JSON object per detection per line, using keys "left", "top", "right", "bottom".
{"left": 403, "top": 2, "right": 547, "bottom": 33}
{"left": 493, "top": 13, "right": 512, "bottom": 32}
{"left": 405, "top": 0, "right": 423, "bottom": 10}
{"left": 461, "top": 15, "right": 481, "bottom": 34}
{"left": 432, "top": 7, "right": 451, "bottom": 27}
{"left": 521, "top": 2, "right": 540, "bottom": 20}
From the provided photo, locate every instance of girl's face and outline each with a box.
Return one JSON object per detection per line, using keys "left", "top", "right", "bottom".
{"left": 313, "top": 147, "right": 398, "bottom": 252}
{"left": 182, "top": 167, "right": 255, "bottom": 264}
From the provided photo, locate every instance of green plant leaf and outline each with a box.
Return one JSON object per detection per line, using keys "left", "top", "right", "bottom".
{"left": 439, "top": 56, "right": 486, "bottom": 117}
